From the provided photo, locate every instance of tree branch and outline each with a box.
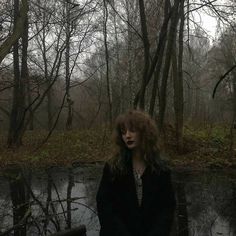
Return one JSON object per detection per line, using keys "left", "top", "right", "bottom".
{"left": 0, "top": 0, "right": 28, "bottom": 63}
{"left": 212, "top": 64, "right": 236, "bottom": 98}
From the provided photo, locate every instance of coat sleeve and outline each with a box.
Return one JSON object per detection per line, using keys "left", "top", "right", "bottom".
{"left": 147, "top": 170, "right": 176, "bottom": 236}
{"left": 96, "top": 163, "right": 131, "bottom": 236}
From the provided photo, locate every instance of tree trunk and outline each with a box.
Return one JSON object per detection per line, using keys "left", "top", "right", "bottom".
{"left": 230, "top": 72, "right": 236, "bottom": 152}
{"left": 8, "top": 0, "right": 28, "bottom": 147}
{"left": 137, "top": 0, "right": 150, "bottom": 110}
{"left": 174, "top": 0, "right": 184, "bottom": 152}
{"left": 134, "top": 0, "right": 172, "bottom": 111}
{"left": 20, "top": 10, "right": 28, "bottom": 132}
{"left": 149, "top": 0, "right": 171, "bottom": 116}
{"left": 103, "top": 0, "right": 113, "bottom": 127}
{"left": 8, "top": 4, "right": 29, "bottom": 234}
{"left": 65, "top": 1, "right": 73, "bottom": 130}
{"left": 125, "top": 0, "right": 134, "bottom": 108}
{"left": 158, "top": 0, "right": 180, "bottom": 132}
{"left": 26, "top": 76, "right": 34, "bottom": 130}
{"left": 9, "top": 170, "right": 29, "bottom": 236}
{"left": 66, "top": 168, "right": 74, "bottom": 229}
{"left": 113, "top": 2, "right": 123, "bottom": 114}
{"left": 0, "top": 0, "right": 28, "bottom": 63}
{"left": 47, "top": 86, "right": 53, "bottom": 130}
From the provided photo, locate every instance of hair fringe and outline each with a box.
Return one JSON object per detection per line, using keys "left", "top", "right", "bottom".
{"left": 109, "top": 109, "right": 165, "bottom": 175}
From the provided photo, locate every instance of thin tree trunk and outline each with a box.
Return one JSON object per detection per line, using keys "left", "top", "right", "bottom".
{"left": 103, "top": 0, "right": 113, "bottom": 127}
{"left": 66, "top": 168, "right": 74, "bottom": 229}
{"left": 158, "top": 0, "right": 180, "bottom": 132}
{"left": 177, "top": 0, "right": 184, "bottom": 152}
{"left": 65, "top": 1, "right": 73, "bottom": 130}
{"left": 134, "top": 0, "right": 172, "bottom": 110}
{"left": 47, "top": 87, "right": 53, "bottom": 130}
{"left": 41, "top": 3, "right": 53, "bottom": 131}
{"left": 173, "top": 0, "right": 184, "bottom": 152}
{"left": 20, "top": 10, "right": 28, "bottom": 133}
{"left": 26, "top": 77, "right": 34, "bottom": 130}
{"left": 149, "top": 0, "right": 171, "bottom": 116}
{"left": 125, "top": 0, "right": 134, "bottom": 108}
{"left": 136, "top": 0, "right": 150, "bottom": 110}
{"left": 230, "top": 73, "right": 236, "bottom": 152}
{"left": 112, "top": 2, "right": 122, "bottom": 114}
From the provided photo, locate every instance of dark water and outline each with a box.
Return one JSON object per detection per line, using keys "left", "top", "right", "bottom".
{"left": 0, "top": 165, "right": 235, "bottom": 236}
{"left": 176, "top": 170, "right": 236, "bottom": 236}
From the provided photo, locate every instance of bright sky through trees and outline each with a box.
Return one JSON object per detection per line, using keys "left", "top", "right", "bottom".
{"left": 199, "top": 13, "right": 218, "bottom": 38}
{"left": 191, "top": 0, "right": 234, "bottom": 44}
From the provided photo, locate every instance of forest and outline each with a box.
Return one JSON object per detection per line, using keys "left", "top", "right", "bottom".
{"left": 0, "top": 0, "right": 236, "bottom": 235}
{"left": 0, "top": 0, "right": 236, "bottom": 168}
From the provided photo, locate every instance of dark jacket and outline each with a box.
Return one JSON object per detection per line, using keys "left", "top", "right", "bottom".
{"left": 96, "top": 157, "right": 176, "bottom": 236}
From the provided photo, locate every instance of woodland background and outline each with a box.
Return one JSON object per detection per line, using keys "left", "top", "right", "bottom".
{"left": 0, "top": 0, "right": 236, "bottom": 167}
{"left": 0, "top": 1, "right": 236, "bottom": 235}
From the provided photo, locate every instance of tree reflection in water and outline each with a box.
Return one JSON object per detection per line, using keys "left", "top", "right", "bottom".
{"left": 0, "top": 166, "right": 235, "bottom": 236}
{"left": 0, "top": 165, "right": 100, "bottom": 236}
{"left": 175, "top": 173, "right": 189, "bottom": 236}
{"left": 179, "top": 170, "right": 236, "bottom": 236}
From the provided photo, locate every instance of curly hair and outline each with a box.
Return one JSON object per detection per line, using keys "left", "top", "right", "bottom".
{"left": 109, "top": 109, "right": 163, "bottom": 174}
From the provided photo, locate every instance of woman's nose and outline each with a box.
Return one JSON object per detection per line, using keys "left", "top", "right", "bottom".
{"left": 125, "top": 130, "right": 131, "bottom": 137}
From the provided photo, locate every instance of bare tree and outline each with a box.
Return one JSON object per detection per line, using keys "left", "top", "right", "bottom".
{"left": 0, "top": 0, "right": 28, "bottom": 64}
{"left": 7, "top": 0, "right": 29, "bottom": 147}
{"left": 103, "top": 0, "right": 113, "bottom": 127}
{"left": 158, "top": 0, "right": 181, "bottom": 132}
{"left": 173, "top": 0, "right": 185, "bottom": 152}
{"left": 136, "top": 0, "right": 150, "bottom": 110}
{"left": 149, "top": 0, "right": 171, "bottom": 116}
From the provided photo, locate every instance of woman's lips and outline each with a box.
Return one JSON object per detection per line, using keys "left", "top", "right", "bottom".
{"left": 127, "top": 141, "right": 134, "bottom": 145}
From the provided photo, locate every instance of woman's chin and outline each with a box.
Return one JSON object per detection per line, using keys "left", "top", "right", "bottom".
{"left": 126, "top": 145, "right": 137, "bottom": 150}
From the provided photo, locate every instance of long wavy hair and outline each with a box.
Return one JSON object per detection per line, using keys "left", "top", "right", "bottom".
{"left": 109, "top": 110, "right": 164, "bottom": 175}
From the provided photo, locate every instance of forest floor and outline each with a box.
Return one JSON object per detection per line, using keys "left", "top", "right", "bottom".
{"left": 0, "top": 125, "right": 236, "bottom": 171}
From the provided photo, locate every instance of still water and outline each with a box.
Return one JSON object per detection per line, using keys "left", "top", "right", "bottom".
{"left": 0, "top": 164, "right": 235, "bottom": 236}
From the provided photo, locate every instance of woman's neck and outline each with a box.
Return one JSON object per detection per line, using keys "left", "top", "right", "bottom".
{"left": 132, "top": 149, "right": 146, "bottom": 174}
{"left": 132, "top": 149, "right": 142, "bottom": 161}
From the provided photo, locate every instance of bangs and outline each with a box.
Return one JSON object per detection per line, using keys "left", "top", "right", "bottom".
{"left": 116, "top": 113, "right": 139, "bottom": 133}
{"left": 111, "top": 109, "right": 160, "bottom": 174}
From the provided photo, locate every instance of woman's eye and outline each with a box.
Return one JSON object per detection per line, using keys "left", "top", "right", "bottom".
{"left": 121, "top": 129, "right": 126, "bottom": 134}
{"left": 129, "top": 127, "right": 136, "bottom": 132}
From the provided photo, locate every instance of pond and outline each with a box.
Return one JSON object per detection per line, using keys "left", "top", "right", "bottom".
{"left": 0, "top": 164, "right": 235, "bottom": 236}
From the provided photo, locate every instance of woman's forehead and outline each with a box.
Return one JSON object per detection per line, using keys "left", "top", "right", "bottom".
{"left": 119, "top": 120, "right": 136, "bottom": 130}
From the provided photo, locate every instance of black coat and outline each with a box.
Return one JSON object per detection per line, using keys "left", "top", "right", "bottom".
{"left": 96, "top": 158, "right": 176, "bottom": 236}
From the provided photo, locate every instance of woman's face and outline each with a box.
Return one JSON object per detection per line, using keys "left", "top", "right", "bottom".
{"left": 121, "top": 127, "right": 140, "bottom": 150}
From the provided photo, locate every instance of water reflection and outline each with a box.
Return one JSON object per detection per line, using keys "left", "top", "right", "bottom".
{"left": 0, "top": 166, "right": 235, "bottom": 236}
{"left": 0, "top": 165, "right": 101, "bottom": 236}
{"left": 175, "top": 174, "right": 189, "bottom": 236}
{"left": 177, "top": 170, "right": 236, "bottom": 236}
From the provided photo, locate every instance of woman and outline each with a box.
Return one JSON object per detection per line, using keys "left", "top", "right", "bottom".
{"left": 96, "top": 110, "right": 176, "bottom": 236}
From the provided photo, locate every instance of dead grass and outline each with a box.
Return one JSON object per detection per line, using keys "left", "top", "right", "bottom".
{"left": 0, "top": 126, "right": 236, "bottom": 171}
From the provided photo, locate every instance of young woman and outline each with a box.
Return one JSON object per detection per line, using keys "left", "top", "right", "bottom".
{"left": 96, "top": 110, "right": 176, "bottom": 236}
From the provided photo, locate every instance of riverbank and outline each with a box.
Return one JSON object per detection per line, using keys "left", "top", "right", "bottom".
{"left": 0, "top": 158, "right": 235, "bottom": 236}
{"left": 0, "top": 127, "right": 236, "bottom": 171}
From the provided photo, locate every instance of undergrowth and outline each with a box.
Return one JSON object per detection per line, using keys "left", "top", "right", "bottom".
{"left": 0, "top": 125, "right": 236, "bottom": 170}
